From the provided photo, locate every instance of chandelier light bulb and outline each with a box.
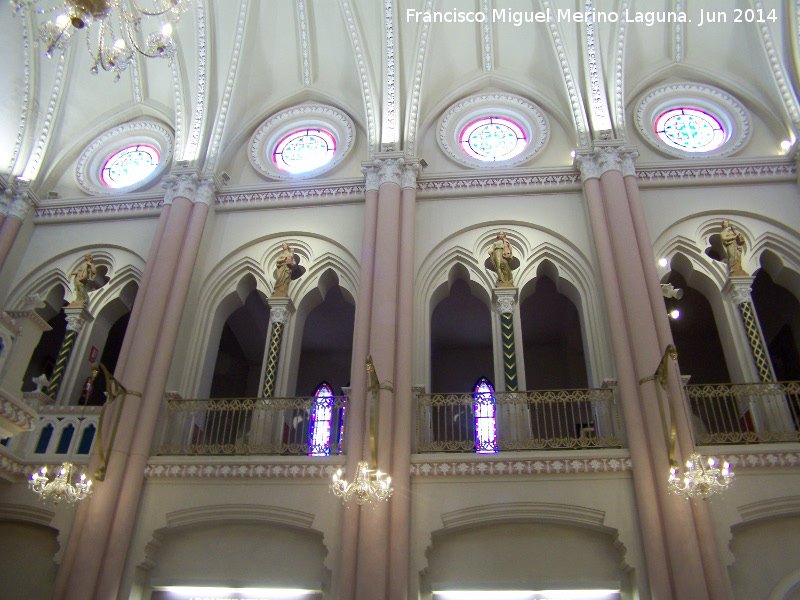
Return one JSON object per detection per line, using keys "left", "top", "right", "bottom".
{"left": 670, "top": 309, "right": 680, "bottom": 319}
{"left": 161, "top": 22, "right": 172, "bottom": 35}
{"left": 781, "top": 139, "right": 792, "bottom": 151}
{"left": 658, "top": 257, "right": 669, "bottom": 267}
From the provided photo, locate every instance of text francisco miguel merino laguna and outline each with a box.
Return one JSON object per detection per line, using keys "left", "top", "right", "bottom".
{"left": 406, "top": 8, "right": 689, "bottom": 27}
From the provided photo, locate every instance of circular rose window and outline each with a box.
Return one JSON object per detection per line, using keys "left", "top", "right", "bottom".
{"left": 459, "top": 117, "right": 528, "bottom": 162}
{"left": 101, "top": 144, "right": 160, "bottom": 189}
{"left": 654, "top": 108, "right": 726, "bottom": 153}
{"left": 273, "top": 128, "right": 337, "bottom": 174}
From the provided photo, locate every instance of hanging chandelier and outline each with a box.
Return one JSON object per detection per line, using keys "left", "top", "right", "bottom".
{"left": 29, "top": 462, "right": 93, "bottom": 504}
{"left": 668, "top": 453, "right": 733, "bottom": 500}
{"left": 13, "top": 0, "right": 191, "bottom": 78}
{"left": 330, "top": 461, "right": 393, "bottom": 506}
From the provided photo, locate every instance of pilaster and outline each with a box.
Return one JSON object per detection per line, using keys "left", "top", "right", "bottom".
{"left": 493, "top": 287, "right": 519, "bottom": 392}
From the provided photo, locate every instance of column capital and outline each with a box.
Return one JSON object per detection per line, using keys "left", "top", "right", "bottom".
{"left": 268, "top": 297, "right": 295, "bottom": 325}
{"left": 193, "top": 177, "right": 217, "bottom": 206}
{"left": 493, "top": 287, "right": 518, "bottom": 314}
{"left": 162, "top": 171, "right": 201, "bottom": 205}
{"left": 362, "top": 153, "right": 422, "bottom": 192}
{"left": 64, "top": 306, "right": 93, "bottom": 332}
{"left": 5, "top": 188, "right": 34, "bottom": 221}
{"left": 723, "top": 276, "right": 755, "bottom": 305}
{"left": 573, "top": 144, "right": 639, "bottom": 182}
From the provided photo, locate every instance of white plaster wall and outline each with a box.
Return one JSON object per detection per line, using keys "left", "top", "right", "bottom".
{"left": 168, "top": 202, "right": 364, "bottom": 397}
{"left": 409, "top": 470, "right": 646, "bottom": 600}
{"left": 121, "top": 467, "right": 346, "bottom": 599}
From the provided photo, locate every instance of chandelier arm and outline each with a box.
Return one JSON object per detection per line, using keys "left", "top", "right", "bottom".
{"left": 126, "top": 0, "right": 182, "bottom": 18}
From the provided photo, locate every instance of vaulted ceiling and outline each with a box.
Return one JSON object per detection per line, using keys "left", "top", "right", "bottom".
{"left": 1, "top": 0, "right": 798, "bottom": 202}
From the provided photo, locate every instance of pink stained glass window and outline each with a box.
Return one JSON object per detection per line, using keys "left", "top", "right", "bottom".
{"left": 459, "top": 116, "right": 527, "bottom": 162}
{"left": 309, "top": 382, "right": 335, "bottom": 456}
{"left": 655, "top": 108, "right": 725, "bottom": 152}
{"left": 473, "top": 377, "right": 498, "bottom": 454}
{"left": 273, "top": 128, "right": 336, "bottom": 174}
{"left": 101, "top": 144, "right": 160, "bottom": 188}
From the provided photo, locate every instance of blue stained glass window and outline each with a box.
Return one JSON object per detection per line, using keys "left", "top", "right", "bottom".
{"left": 309, "top": 382, "right": 335, "bottom": 456}
{"left": 460, "top": 117, "right": 527, "bottom": 162}
{"left": 655, "top": 108, "right": 725, "bottom": 152}
{"left": 273, "top": 128, "right": 336, "bottom": 174}
{"left": 101, "top": 144, "right": 160, "bottom": 188}
{"left": 473, "top": 378, "right": 498, "bottom": 454}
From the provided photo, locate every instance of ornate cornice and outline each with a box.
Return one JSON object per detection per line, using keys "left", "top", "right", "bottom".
{"left": 26, "top": 159, "right": 797, "bottom": 221}
{"left": 183, "top": 0, "right": 207, "bottom": 161}
{"left": 539, "top": 0, "right": 590, "bottom": 147}
{"left": 0, "top": 389, "right": 37, "bottom": 432}
{"left": 410, "top": 454, "right": 632, "bottom": 477}
{"left": 0, "top": 312, "right": 21, "bottom": 335}
{"left": 405, "top": 0, "right": 433, "bottom": 155}
{"left": 480, "top": 0, "right": 493, "bottom": 71}
{"left": 612, "top": 0, "right": 629, "bottom": 137}
{"left": 340, "top": 0, "right": 377, "bottom": 155}
{"left": 22, "top": 54, "right": 66, "bottom": 181}
{"left": 754, "top": 0, "right": 800, "bottom": 133}
{"left": 144, "top": 461, "right": 342, "bottom": 479}
{"left": 6, "top": 310, "right": 50, "bottom": 331}
{"left": 206, "top": 0, "right": 248, "bottom": 170}
{"left": 297, "top": 0, "right": 312, "bottom": 86}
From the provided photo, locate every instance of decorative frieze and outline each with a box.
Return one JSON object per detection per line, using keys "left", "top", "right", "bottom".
{"left": 144, "top": 461, "right": 342, "bottom": 479}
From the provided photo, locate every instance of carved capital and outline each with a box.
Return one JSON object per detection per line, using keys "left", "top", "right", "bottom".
{"left": 270, "top": 306, "right": 291, "bottom": 325}
{"left": 22, "top": 293, "right": 46, "bottom": 311}
{"left": 723, "top": 277, "right": 754, "bottom": 305}
{"left": 193, "top": 178, "right": 217, "bottom": 206}
{"left": 362, "top": 163, "right": 381, "bottom": 192}
{"left": 162, "top": 173, "right": 199, "bottom": 203}
{"left": 378, "top": 158, "right": 404, "bottom": 188}
{"left": 0, "top": 189, "right": 13, "bottom": 216}
{"left": 6, "top": 191, "right": 32, "bottom": 221}
{"left": 574, "top": 145, "right": 636, "bottom": 182}
{"left": 493, "top": 287, "right": 518, "bottom": 314}
{"left": 401, "top": 161, "right": 422, "bottom": 189}
{"left": 64, "top": 306, "right": 93, "bottom": 332}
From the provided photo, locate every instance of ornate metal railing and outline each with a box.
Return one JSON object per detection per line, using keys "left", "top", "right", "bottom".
{"left": 415, "top": 388, "right": 623, "bottom": 453}
{"left": 157, "top": 395, "right": 347, "bottom": 456}
{"left": 685, "top": 381, "right": 800, "bottom": 444}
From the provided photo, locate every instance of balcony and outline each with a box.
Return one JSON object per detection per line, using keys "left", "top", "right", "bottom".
{"left": 414, "top": 387, "right": 624, "bottom": 453}
{"left": 685, "top": 381, "right": 800, "bottom": 444}
{"left": 156, "top": 395, "right": 348, "bottom": 456}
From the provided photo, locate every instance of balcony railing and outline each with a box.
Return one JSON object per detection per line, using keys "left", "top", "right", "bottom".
{"left": 685, "top": 381, "right": 800, "bottom": 444}
{"left": 415, "top": 388, "right": 623, "bottom": 453}
{"left": 157, "top": 396, "right": 347, "bottom": 456}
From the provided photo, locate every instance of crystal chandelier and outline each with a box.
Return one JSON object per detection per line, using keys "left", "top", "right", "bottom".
{"left": 29, "top": 462, "right": 93, "bottom": 504}
{"left": 13, "top": 0, "right": 191, "bottom": 78}
{"left": 330, "top": 461, "right": 393, "bottom": 506}
{"left": 668, "top": 453, "right": 733, "bottom": 500}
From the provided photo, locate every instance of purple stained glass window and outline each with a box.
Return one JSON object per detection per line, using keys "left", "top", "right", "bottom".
{"left": 460, "top": 116, "right": 527, "bottom": 162}
{"left": 101, "top": 144, "right": 160, "bottom": 188}
{"left": 273, "top": 128, "right": 336, "bottom": 174}
{"left": 655, "top": 108, "right": 725, "bottom": 152}
{"left": 473, "top": 378, "right": 498, "bottom": 454}
{"left": 309, "top": 382, "right": 334, "bottom": 456}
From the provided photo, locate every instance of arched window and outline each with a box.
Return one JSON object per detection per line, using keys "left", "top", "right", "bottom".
{"left": 473, "top": 378, "right": 497, "bottom": 454}
{"left": 309, "top": 382, "right": 335, "bottom": 456}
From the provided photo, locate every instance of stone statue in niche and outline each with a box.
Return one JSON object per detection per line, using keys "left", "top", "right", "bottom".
{"left": 272, "top": 242, "right": 306, "bottom": 297}
{"left": 68, "top": 253, "right": 98, "bottom": 307}
{"left": 720, "top": 220, "right": 748, "bottom": 276}
{"left": 486, "top": 231, "right": 518, "bottom": 287}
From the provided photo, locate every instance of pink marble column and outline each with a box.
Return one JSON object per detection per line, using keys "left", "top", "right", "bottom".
{"left": 356, "top": 156, "right": 404, "bottom": 600}
{"left": 57, "top": 175, "right": 198, "bottom": 600}
{"left": 580, "top": 145, "right": 713, "bottom": 599}
{"left": 579, "top": 172, "right": 674, "bottom": 600}
{"left": 114, "top": 200, "right": 172, "bottom": 377}
{"left": 96, "top": 182, "right": 213, "bottom": 599}
{"left": 388, "top": 164, "right": 420, "bottom": 600}
{"left": 0, "top": 190, "right": 32, "bottom": 272}
{"left": 623, "top": 168, "right": 728, "bottom": 600}
{"left": 337, "top": 176, "right": 380, "bottom": 600}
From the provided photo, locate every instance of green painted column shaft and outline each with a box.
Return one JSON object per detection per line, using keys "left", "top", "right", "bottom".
{"left": 48, "top": 328, "right": 78, "bottom": 399}
{"left": 738, "top": 300, "right": 774, "bottom": 383}
{"left": 501, "top": 311, "right": 518, "bottom": 392}
{"left": 262, "top": 321, "right": 284, "bottom": 398}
